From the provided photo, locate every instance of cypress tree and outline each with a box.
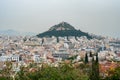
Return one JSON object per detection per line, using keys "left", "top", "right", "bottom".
{"left": 85, "top": 53, "right": 88, "bottom": 64}
{"left": 89, "top": 51, "right": 92, "bottom": 57}
{"left": 95, "top": 52, "right": 99, "bottom": 79}
{"left": 67, "top": 36, "right": 69, "bottom": 41}
{"left": 75, "top": 36, "right": 78, "bottom": 41}
{"left": 90, "top": 56, "right": 95, "bottom": 80}
{"left": 57, "top": 37, "right": 59, "bottom": 43}
{"left": 96, "top": 52, "right": 99, "bottom": 63}
{"left": 41, "top": 38, "right": 44, "bottom": 45}
{"left": 90, "top": 52, "right": 99, "bottom": 80}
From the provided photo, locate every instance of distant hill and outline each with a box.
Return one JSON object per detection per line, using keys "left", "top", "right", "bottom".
{"left": 37, "top": 22, "right": 92, "bottom": 39}
{"left": 0, "top": 29, "right": 36, "bottom": 36}
{"left": 49, "top": 22, "right": 76, "bottom": 31}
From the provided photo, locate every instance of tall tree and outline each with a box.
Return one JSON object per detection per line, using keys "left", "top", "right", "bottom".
{"left": 41, "top": 38, "right": 44, "bottom": 45}
{"left": 89, "top": 51, "right": 92, "bottom": 57}
{"left": 56, "top": 37, "right": 59, "bottom": 43}
{"left": 90, "top": 52, "right": 99, "bottom": 80}
{"left": 85, "top": 53, "right": 88, "bottom": 64}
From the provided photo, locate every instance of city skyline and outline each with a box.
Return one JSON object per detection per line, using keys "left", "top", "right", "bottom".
{"left": 0, "top": 0, "right": 120, "bottom": 38}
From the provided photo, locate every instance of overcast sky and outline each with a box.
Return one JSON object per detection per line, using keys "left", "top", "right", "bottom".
{"left": 0, "top": 0, "right": 120, "bottom": 38}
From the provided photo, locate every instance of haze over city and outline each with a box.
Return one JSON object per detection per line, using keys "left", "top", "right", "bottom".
{"left": 1, "top": 1, "right": 120, "bottom": 79}
{"left": 0, "top": 0, "right": 120, "bottom": 38}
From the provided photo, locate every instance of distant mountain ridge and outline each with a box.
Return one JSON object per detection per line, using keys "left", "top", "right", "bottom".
{"left": 0, "top": 29, "right": 36, "bottom": 36}
{"left": 37, "top": 22, "right": 92, "bottom": 39}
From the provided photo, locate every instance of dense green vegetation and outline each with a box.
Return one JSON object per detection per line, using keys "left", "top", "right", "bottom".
{"left": 15, "top": 63, "right": 89, "bottom": 80}
{"left": 37, "top": 30, "right": 92, "bottom": 39}
{"left": 49, "top": 22, "right": 76, "bottom": 31}
{"left": 0, "top": 62, "right": 89, "bottom": 80}
{"left": 37, "top": 22, "right": 92, "bottom": 39}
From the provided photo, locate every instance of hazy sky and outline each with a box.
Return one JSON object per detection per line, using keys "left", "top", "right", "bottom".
{"left": 0, "top": 0, "right": 120, "bottom": 38}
